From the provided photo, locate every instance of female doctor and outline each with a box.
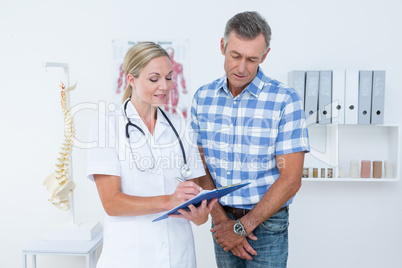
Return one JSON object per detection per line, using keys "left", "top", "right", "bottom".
{"left": 86, "top": 42, "right": 217, "bottom": 268}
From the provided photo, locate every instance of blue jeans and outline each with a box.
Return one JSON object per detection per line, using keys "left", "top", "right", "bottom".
{"left": 212, "top": 207, "right": 289, "bottom": 268}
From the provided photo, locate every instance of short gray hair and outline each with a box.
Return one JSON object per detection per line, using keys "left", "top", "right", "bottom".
{"left": 223, "top": 11, "right": 271, "bottom": 53}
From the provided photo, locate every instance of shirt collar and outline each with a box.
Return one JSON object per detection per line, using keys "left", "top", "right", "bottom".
{"left": 215, "top": 67, "right": 267, "bottom": 98}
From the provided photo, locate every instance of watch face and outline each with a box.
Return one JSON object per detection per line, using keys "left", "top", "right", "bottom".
{"left": 234, "top": 221, "right": 244, "bottom": 234}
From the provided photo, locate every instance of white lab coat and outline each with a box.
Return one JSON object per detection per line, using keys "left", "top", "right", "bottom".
{"left": 86, "top": 101, "right": 205, "bottom": 268}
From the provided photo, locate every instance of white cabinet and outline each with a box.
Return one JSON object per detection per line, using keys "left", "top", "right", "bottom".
{"left": 303, "top": 124, "right": 400, "bottom": 181}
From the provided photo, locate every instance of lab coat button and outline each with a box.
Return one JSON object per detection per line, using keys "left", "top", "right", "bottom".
{"left": 162, "top": 243, "right": 167, "bottom": 248}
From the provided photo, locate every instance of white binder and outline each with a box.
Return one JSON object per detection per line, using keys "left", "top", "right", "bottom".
{"left": 371, "top": 70, "right": 386, "bottom": 124}
{"left": 331, "top": 69, "right": 346, "bottom": 124}
{"left": 318, "top": 70, "right": 332, "bottom": 124}
{"left": 358, "top": 70, "right": 373, "bottom": 125}
{"left": 345, "top": 70, "right": 359, "bottom": 124}
{"left": 288, "top": 71, "right": 306, "bottom": 109}
{"left": 304, "top": 71, "right": 320, "bottom": 124}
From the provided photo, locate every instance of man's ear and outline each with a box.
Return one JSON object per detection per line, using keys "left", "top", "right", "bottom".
{"left": 260, "top": 47, "right": 271, "bottom": 63}
{"left": 220, "top": 38, "right": 225, "bottom": 55}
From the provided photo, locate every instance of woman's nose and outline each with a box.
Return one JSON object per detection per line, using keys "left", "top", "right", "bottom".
{"left": 159, "top": 79, "right": 170, "bottom": 90}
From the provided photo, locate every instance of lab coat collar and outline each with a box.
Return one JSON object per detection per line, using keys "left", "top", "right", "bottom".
{"left": 124, "top": 100, "right": 141, "bottom": 122}
{"left": 154, "top": 107, "right": 170, "bottom": 141}
{"left": 124, "top": 101, "right": 170, "bottom": 140}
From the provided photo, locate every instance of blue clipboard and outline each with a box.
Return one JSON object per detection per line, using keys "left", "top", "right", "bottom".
{"left": 152, "top": 182, "right": 250, "bottom": 222}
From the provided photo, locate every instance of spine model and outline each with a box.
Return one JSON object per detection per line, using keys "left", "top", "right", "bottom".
{"left": 43, "top": 81, "right": 77, "bottom": 210}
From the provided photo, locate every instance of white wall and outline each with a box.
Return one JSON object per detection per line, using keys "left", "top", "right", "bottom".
{"left": 1, "top": 0, "right": 402, "bottom": 267}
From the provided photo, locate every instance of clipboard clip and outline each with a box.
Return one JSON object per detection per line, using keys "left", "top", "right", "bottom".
{"left": 216, "top": 183, "right": 243, "bottom": 191}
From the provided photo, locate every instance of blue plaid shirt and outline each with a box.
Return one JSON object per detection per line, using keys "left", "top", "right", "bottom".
{"left": 191, "top": 68, "right": 310, "bottom": 209}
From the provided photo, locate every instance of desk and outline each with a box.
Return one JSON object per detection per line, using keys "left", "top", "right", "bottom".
{"left": 22, "top": 232, "right": 103, "bottom": 268}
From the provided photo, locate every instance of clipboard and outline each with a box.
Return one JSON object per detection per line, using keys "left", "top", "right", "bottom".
{"left": 152, "top": 182, "right": 250, "bottom": 222}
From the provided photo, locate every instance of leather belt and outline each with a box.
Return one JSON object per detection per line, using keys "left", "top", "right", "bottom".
{"left": 222, "top": 206, "right": 288, "bottom": 219}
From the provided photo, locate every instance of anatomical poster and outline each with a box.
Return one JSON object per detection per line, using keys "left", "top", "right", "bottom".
{"left": 112, "top": 39, "right": 190, "bottom": 118}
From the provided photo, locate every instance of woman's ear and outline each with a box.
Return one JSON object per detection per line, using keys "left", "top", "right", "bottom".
{"left": 127, "top": 73, "right": 136, "bottom": 88}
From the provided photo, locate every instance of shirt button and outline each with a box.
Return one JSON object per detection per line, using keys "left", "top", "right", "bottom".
{"left": 227, "top": 171, "right": 231, "bottom": 174}
{"left": 233, "top": 101, "right": 237, "bottom": 105}
{"left": 162, "top": 243, "right": 167, "bottom": 248}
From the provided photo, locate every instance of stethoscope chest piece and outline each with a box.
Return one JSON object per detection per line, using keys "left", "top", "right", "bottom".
{"left": 181, "top": 164, "right": 192, "bottom": 178}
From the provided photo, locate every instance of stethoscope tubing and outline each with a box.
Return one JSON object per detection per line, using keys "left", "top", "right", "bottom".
{"left": 158, "top": 108, "right": 187, "bottom": 166}
{"left": 123, "top": 98, "right": 190, "bottom": 176}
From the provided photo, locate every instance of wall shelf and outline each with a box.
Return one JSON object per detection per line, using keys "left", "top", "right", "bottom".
{"left": 303, "top": 123, "right": 400, "bottom": 182}
{"left": 303, "top": 178, "right": 399, "bottom": 182}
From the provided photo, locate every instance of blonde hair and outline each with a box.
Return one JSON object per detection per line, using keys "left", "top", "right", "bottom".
{"left": 122, "top": 42, "right": 170, "bottom": 103}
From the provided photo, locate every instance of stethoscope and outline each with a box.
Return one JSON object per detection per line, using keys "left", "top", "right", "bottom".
{"left": 123, "top": 98, "right": 192, "bottom": 178}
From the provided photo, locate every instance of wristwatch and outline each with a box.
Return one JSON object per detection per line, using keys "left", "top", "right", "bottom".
{"left": 233, "top": 219, "right": 250, "bottom": 237}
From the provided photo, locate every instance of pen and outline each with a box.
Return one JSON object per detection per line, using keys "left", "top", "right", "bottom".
{"left": 175, "top": 177, "right": 185, "bottom": 183}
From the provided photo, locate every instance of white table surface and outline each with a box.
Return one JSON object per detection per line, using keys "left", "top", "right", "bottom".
{"left": 23, "top": 232, "right": 103, "bottom": 254}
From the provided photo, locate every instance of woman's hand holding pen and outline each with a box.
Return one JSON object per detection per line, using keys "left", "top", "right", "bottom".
{"left": 169, "top": 178, "right": 218, "bottom": 225}
{"left": 169, "top": 180, "right": 203, "bottom": 209}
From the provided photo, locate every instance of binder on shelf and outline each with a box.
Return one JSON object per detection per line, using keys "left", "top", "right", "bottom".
{"left": 288, "top": 70, "right": 306, "bottom": 109}
{"left": 344, "top": 69, "right": 359, "bottom": 124}
{"left": 331, "top": 69, "right": 345, "bottom": 124}
{"left": 371, "top": 70, "right": 386, "bottom": 124}
{"left": 358, "top": 70, "right": 373, "bottom": 124}
{"left": 318, "top": 70, "right": 332, "bottom": 124}
{"left": 304, "top": 71, "right": 320, "bottom": 124}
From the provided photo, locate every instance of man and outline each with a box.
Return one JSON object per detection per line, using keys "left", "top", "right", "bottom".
{"left": 191, "top": 11, "right": 310, "bottom": 267}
